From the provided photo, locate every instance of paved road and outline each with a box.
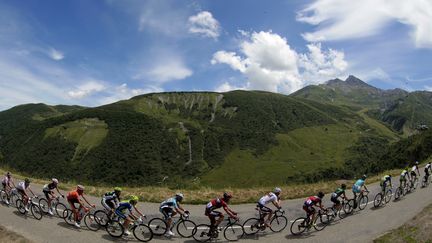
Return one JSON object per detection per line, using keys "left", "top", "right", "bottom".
{"left": 0, "top": 170, "right": 431, "bottom": 243}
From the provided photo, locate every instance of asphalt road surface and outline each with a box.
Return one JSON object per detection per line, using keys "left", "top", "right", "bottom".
{"left": 0, "top": 170, "right": 430, "bottom": 243}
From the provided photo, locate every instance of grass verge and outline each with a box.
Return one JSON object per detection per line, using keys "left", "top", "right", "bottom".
{"left": 0, "top": 225, "right": 32, "bottom": 243}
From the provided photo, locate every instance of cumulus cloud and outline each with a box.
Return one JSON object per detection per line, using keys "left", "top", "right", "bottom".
{"left": 48, "top": 48, "right": 64, "bottom": 60}
{"left": 297, "top": 0, "right": 432, "bottom": 48}
{"left": 67, "top": 81, "right": 106, "bottom": 99}
{"left": 98, "top": 83, "right": 163, "bottom": 105}
{"left": 147, "top": 58, "right": 193, "bottom": 83}
{"left": 215, "top": 82, "right": 246, "bottom": 92}
{"left": 211, "top": 31, "right": 348, "bottom": 93}
{"left": 188, "top": 11, "right": 220, "bottom": 39}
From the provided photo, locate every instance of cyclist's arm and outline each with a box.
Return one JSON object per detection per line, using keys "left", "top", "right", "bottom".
{"left": 10, "top": 180, "right": 15, "bottom": 188}
{"left": 132, "top": 204, "right": 145, "bottom": 218}
{"left": 81, "top": 195, "right": 95, "bottom": 208}
{"left": 176, "top": 204, "right": 186, "bottom": 215}
{"left": 363, "top": 185, "right": 369, "bottom": 192}
{"left": 55, "top": 187, "right": 64, "bottom": 197}
{"left": 342, "top": 192, "right": 347, "bottom": 199}
{"left": 223, "top": 206, "right": 237, "bottom": 218}
{"left": 28, "top": 187, "right": 36, "bottom": 197}
{"left": 271, "top": 200, "right": 282, "bottom": 209}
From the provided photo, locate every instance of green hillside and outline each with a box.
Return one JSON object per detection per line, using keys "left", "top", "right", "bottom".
{"left": 0, "top": 82, "right": 429, "bottom": 188}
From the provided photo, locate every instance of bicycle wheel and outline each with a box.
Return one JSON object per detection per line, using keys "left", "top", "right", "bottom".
{"left": 242, "top": 218, "right": 261, "bottom": 235}
{"left": 413, "top": 178, "right": 419, "bottom": 190}
{"left": 326, "top": 207, "right": 336, "bottom": 221}
{"left": 314, "top": 213, "right": 330, "bottom": 231}
{"left": 148, "top": 217, "right": 167, "bottom": 236}
{"left": 38, "top": 198, "right": 50, "bottom": 214}
{"left": 16, "top": 199, "right": 26, "bottom": 214}
{"left": 0, "top": 190, "right": 6, "bottom": 203}
{"left": 63, "top": 209, "right": 75, "bottom": 225}
{"left": 84, "top": 213, "right": 100, "bottom": 231}
{"left": 384, "top": 189, "right": 392, "bottom": 204}
{"left": 270, "top": 215, "right": 288, "bottom": 233}
{"left": 93, "top": 210, "right": 109, "bottom": 226}
{"left": 421, "top": 178, "right": 427, "bottom": 188}
{"left": 290, "top": 217, "right": 307, "bottom": 236}
{"left": 176, "top": 219, "right": 196, "bottom": 238}
{"left": 193, "top": 224, "right": 212, "bottom": 242}
{"left": 55, "top": 202, "right": 67, "bottom": 218}
{"left": 394, "top": 187, "right": 401, "bottom": 200}
{"left": 344, "top": 200, "right": 354, "bottom": 214}
{"left": 373, "top": 193, "right": 383, "bottom": 208}
{"left": 224, "top": 223, "right": 243, "bottom": 241}
{"left": 133, "top": 224, "right": 153, "bottom": 242}
{"left": 358, "top": 195, "right": 368, "bottom": 210}
{"left": 31, "top": 204, "right": 43, "bottom": 220}
{"left": 106, "top": 220, "right": 124, "bottom": 238}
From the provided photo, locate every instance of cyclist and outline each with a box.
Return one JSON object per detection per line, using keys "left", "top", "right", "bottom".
{"left": 205, "top": 192, "right": 238, "bottom": 233}
{"left": 400, "top": 169, "right": 410, "bottom": 190}
{"left": 101, "top": 187, "right": 122, "bottom": 218}
{"left": 330, "top": 184, "right": 347, "bottom": 212}
{"left": 66, "top": 185, "right": 95, "bottom": 228}
{"left": 159, "top": 193, "right": 188, "bottom": 237}
{"left": 42, "top": 178, "right": 64, "bottom": 215}
{"left": 352, "top": 175, "right": 368, "bottom": 208}
{"left": 257, "top": 187, "right": 283, "bottom": 228}
{"left": 303, "top": 192, "right": 325, "bottom": 227}
{"left": 115, "top": 195, "right": 146, "bottom": 236}
{"left": 411, "top": 161, "right": 420, "bottom": 182}
{"left": 1, "top": 172, "right": 15, "bottom": 205}
{"left": 16, "top": 178, "right": 37, "bottom": 212}
{"left": 380, "top": 175, "right": 392, "bottom": 193}
{"left": 424, "top": 162, "right": 431, "bottom": 183}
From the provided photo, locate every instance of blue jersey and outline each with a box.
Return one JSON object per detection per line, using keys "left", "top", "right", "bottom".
{"left": 117, "top": 202, "right": 133, "bottom": 213}
{"left": 354, "top": 179, "right": 365, "bottom": 187}
{"left": 160, "top": 197, "right": 178, "bottom": 209}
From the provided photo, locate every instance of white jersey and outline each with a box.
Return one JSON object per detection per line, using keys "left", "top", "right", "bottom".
{"left": 426, "top": 163, "right": 431, "bottom": 170}
{"left": 258, "top": 192, "right": 278, "bottom": 206}
{"left": 16, "top": 181, "right": 28, "bottom": 191}
{"left": 1, "top": 176, "right": 11, "bottom": 185}
{"left": 412, "top": 166, "right": 418, "bottom": 172}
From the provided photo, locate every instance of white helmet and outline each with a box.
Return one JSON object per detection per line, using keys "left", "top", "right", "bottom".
{"left": 274, "top": 187, "right": 282, "bottom": 194}
{"left": 52, "top": 178, "right": 59, "bottom": 184}
{"left": 175, "top": 193, "right": 184, "bottom": 201}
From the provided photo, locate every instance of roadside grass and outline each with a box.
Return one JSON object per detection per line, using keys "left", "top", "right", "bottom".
{"left": 201, "top": 124, "right": 358, "bottom": 187}
{"left": 0, "top": 225, "right": 32, "bottom": 243}
{"left": 0, "top": 167, "right": 401, "bottom": 205}
{"left": 374, "top": 203, "right": 432, "bottom": 243}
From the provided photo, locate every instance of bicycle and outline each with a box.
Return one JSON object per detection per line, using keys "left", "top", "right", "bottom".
{"left": 39, "top": 196, "right": 68, "bottom": 218}
{"left": 373, "top": 187, "right": 392, "bottom": 208}
{"left": 394, "top": 182, "right": 409, "bottom": 200}
{"left": 148, "top": 211, "right": 197, "bottom": 238}
{"left": 193, "top": 217, "right": 244, "bottom": 242}
{"left": 93, "top": 208, "right": 113, "bottom": 227}
{"left": 407, "top": 177, "right": 419, "bottom": 192}
{"left": 106, "top": 216, "right": 153, "bottom": 242}
{"left": 16, "top": 196, "right": 43, "bottom": 220}
{"left": 421, "top": 174, "right": 430, "bottom": 188}
{"left": 290, "top": 209, "right": 331, "bottom": 236}
{"left": 350, "top": 190, "right": 369, "bottom": 211}
{"left": 63, "top": 206, "right": 100, "bottom": 231}
{"left": 243, "top": 208, "right": 287, "bottom": 235}
{"left": 326, "top": 198, "right": 353, "bottom": 221}
{"left": 0, "top": 187, "right": 19, "bottom": 207}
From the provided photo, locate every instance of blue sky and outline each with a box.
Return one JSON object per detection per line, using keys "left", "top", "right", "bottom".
{"left": 1, "top": 0, "right": 432, "bottom": 110}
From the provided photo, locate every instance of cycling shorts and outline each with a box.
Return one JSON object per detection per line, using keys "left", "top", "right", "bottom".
{"left": 160, "top": 207, "right": 174, "bottom": 220}
{"left": 330, "top": 196, "right": 341, "bottom": 205}
{"left": 101, "top": 198, "right": 115, "bottom": 211}
{"left": 303, "top": 205, "right": 315, "bottom": 215}
{"left": 257, "top": 203, "right": 273, "bottom": 213}
{"left": 115, "top": 209, "right": 129, "bottom": 220}
{"left": 205, "top": 208, "right": 222, "bottom": 218}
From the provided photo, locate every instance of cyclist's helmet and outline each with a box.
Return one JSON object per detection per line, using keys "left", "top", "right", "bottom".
{"left": 223, "top": 192, "right": 233, "bottom": 202}
{"left": 6, "top": 172, "right": 11, "bottom": 177}
{"left": 317, "top": 191, "right": 325, "bottom": 199}
{"left": 114, "top": 187, "right": 122, "bottom": 193}
{"left": 77, "top": 185, "right": 85, "bottom": 193}
{"left": 129, "top": 195, "right": 139, "bottom": 205}
{"left": 175, "top": 193, "right": 184, "bottom": 202}
{"left": 52, "top": 178, "right": 59, "bottom": 184}
{"left": 415, "top": 161, "right": 419, "bottom": 165}
{"left": 24, "top": 178, "right": 30, "bottom": 184}
{"left": 361, "top": 174, "right": 367, "bottom": 180}
{"left": 341, "top": 184, "right": 347, "bottom": 189}
{"left": 273, "top": 187, "right": 282, "bottom": 195}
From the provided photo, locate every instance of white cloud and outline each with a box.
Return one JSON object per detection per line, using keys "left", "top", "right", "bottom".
{"left": 67, "top": 81, "right": 106, "bottom": 99}
{"left": 188, "top": 11, "right": 220, "bottom": 39}
{"left": 211, "top": 31, "right": 348, "bottom": 93}
{"left": 147, "top": 58, "right": 193, "bottom": 83}
{"left": 425, "top": 85, "right": 432, "bottom": 91}
{"left": 48, "top": 48, "right": 64, "bottom": 60}
{"left": 297, "top": 0, "right": 432, "bottom": 48}
{"left": 98, "top": 83, "right": 163, "bottom": 105}
{"left": 215, "top": 82, "right": 246, "bottom": 92}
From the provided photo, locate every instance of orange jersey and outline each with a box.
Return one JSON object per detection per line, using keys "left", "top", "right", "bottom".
{"left": 67, "top": 190, "right": 81, "bottom": 200}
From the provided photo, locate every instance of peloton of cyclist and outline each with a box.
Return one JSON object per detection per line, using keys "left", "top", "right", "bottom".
{"left": 330, "top": 184, "right": 347, "bottom": 212}
{"left": 380, "top": 175, "right": 392, "bottom": 193}
{"left": 205, "top": 192, "right": 238, "bottom": 233}
{"left": 42, "top": 178, "right": 64, "bottom": 215}
{"left": 159, "top": 193, "right": 188, "bottom": 237}
{"left": 1, "top": 172, "right": 15, "bottom": 205}
{"left": 115, "top": 195, "right": 146, "bottom": 236}
{"left": 352, "top": 175, "right": 368, "bottom": 208}
{"left": 101, "top": 187, "right": 122, "bottom": 218}
{"left": 257, "top": 187, "right": 283, "bottom": 228}
{"left": 303, "top": 192, "right": 325, "bottom": 226}
{"left": 66, "top": 185, "right": 95, "bottom": 228}
{"left": 16, "top": 178, "right": 37, "bottom": 212}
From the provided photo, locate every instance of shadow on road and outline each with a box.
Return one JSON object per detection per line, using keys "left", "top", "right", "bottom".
{"left": 285, "top": 232, "right": 314, "bottom": 240}
{"left": 57, "top": 221, "right": 81, "bottom": 232}
{"left": 101, "top": 234, "right": 128, "bottom": 242}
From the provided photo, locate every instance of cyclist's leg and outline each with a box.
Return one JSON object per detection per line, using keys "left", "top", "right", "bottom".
{"left": 161, "top": 207, "right": 174, "bottom": 229}
{"left": 68, "top": 200, "right": 79, "bottom": 221}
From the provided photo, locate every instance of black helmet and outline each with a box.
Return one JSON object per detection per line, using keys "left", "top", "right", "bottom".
{"left": 6, "top": 172, "right": 11, "bottom": 177}
{"left": 341, "top": 184, "right": 347, "bottom": 189}
{"left": 24, "top": 178, "right": 30, "bottom": 184}
{"left": 361, "top": 174, "right": 367, "bottom": 180}
{"left": 223, "top": 192, "right": 232, "bottom": 201}
{"left": 317, "top": 191, "right": 325, "bottom": 198}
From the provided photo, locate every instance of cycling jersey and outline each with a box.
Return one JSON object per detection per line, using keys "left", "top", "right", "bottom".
{"left": 16, "top": 181, "right": 29, "bottom": 191}
{"left": 401, "top": 170, "right": 408, "bottom": 178}
{"left": 304, "top": 196, "right": 321, "bottom": 207}
{"left": 115, "top": 202, "right": 133, "bottom": 219}
{"left": 206, "top": 198, "right": 228, "bottom": 211}
{"left": 160, "top": 197, "right": 179, "bottom": 210}
{"left": 43, "top": 182, "right": 57, "bottom": 192}
{"left": 412, "top": 166, "right": 418, "bottom": 172}
{"left": 381, "top": 175, "right": 391, "bottom": 183}
{"left": 103, "top": 191, "right": 119, "bottom": 202}
{"left": 1, "top": 176, "right": 12, "bottom": 186}
{"left": 67, "top": 190, "right": 81, "bottom": 201}
{"left": 258, "top": 192, "right": 278, "bottom": 206}
{"left": 331, "top": 188, "right": 345, "bottom": 199}
{"left": 426, "top": 163, "right": 431, "bottom": 171}
{"left": 352, "top": 179, "right": 365, "bottom": 193}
